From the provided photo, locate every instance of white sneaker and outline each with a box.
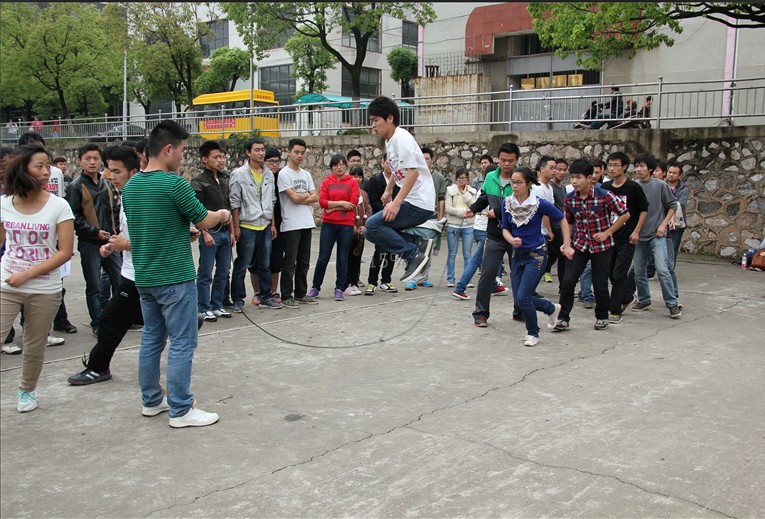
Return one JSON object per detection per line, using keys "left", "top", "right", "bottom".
{"left": 2, "top": 343, "right": 22, "bottom": 355}
{"left": 17, "top": 389, "right": 37, "bottom": 413}
{"left": 351, "top": 285, "right": 362, "bottom": 295}
{"left": 202, "top": 310, "right": 218, "bottom": 322}
{"left": 46, "top": 336, "right": 65, "bottom": 347}
{"left": 547, "top": 304, "right": 562, "bottom": 330}
{"left": 467, "top": 283, "right": 475, "bottom": 288}
{"left": 169, "top": 407, "right": 220, "bottom": 428}
{"left": 524, "top": 335, "right": 540, "bottom": 347}
{"left": 142, "top": 395, "right": 170, "bottom": 417}
{"left": 212, "top": 308, "right": 231, "bottom": 318}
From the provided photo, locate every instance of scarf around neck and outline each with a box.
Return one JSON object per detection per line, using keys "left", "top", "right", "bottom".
{"left": 504, "top": 192, "right": 540, "bottom": 227}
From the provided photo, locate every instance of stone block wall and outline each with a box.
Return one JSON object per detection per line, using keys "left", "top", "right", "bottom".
{"left": 47, "top": 126, "right": 764, "bottom": 258}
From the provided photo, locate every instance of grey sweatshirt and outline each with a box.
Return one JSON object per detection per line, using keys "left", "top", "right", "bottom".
{"left": 229, "top": 163, "right": 275, "bottom": 228}
{"left": 637, "top": 177, "right": 678, "bottom": 241}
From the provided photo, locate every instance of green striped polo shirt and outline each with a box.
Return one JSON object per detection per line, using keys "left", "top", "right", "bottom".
{"left": 122, "top": 170, "right": 209, "bottom": 287}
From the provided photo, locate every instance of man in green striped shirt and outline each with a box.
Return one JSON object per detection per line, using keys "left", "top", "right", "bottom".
{"left": 123, "top": 120, "right": 230, "bottom": 428}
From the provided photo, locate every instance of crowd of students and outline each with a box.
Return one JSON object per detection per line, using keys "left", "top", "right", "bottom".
{"left": 0, "top": 96, "right": 690, "bottom": 422}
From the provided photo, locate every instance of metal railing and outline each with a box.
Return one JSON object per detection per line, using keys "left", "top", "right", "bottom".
{"left": 2, "top": 76, "right": 762, "bottom": 143}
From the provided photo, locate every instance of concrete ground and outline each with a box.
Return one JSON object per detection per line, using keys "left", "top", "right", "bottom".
{"left": 1, "top": 234, "right": 764, "bottom": 518}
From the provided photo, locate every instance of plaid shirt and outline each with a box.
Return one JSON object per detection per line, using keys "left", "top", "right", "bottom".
{"left": 564, "top": 185, "right": 629, "bottom": 253}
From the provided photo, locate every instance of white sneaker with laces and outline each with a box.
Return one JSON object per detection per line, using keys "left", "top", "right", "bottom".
{"left": 212, "top": 308, "right": 231, "bottom": 318}
{"left": 169, "top": 407, "right": 220, "bottom": 428}
{"left": 142, "top": 395, "right": 170, "bottom": 417}
{"left": 17, "top": 389, "right": 37, "bottom": 413}
{"left": 202, "top": 310, "right": 218, "bottom": 322}
{"left": 46, "top": 336, "right": 65, "bottom": 347}
{"left": 524, "top": 335, "right": 540, "bottom": 347}
{"left": 547, "top": 304, "right": 562, "bottom": 330}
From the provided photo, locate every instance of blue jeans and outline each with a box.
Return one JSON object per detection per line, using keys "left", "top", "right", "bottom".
{"left": 455, "top": 230, "right": 500, "bottom": 294}
{"left": 512, "top": 247, "right": 555, "bottom": 337}
{"left": 446, "top": 226, "right": 474, "bottom": 284}
{"left": 137, "top": 281, "right": 198, "bottom": 418}
{"left": 365, "top": 202, "right": 434, "bottom": 262}
{"left": 665, "top": 235, "right": 679, "bottom": 299}
{"left": 312, "top": 223, "right": 354, "bottom": 292}
{"left": 232, "top": 227, "right": 272, "bottom": 303}
{"left": 78, "top": 240, "right": 122, "bottom": 329}
{"left": 577, "top": 260, "right": 593, "bottom": 303}
{"left": 633, "top": 237, "right": 677, "bottom": 308}
{"left": 197, "top": 230, "right": 232, "bottom": 312}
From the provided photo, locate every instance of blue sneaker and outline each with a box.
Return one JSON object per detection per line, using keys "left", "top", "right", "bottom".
{"left": 405, "top": 281, "right": 417, "bottom": 291}
{"left": 418, "top": 281, "right": 433, "bottom": 287}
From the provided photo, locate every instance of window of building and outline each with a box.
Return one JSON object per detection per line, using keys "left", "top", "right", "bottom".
{"left": 200, "top": 19, "right": 229, "bottom": 59}
{"left": 402, "top": 21, "right": 418, "bottom": 51}
{"left": 260, "top": 64, "right": 296, "bottom": 119}
{"left": 262, "top": 25, "right": 297, "bottom": 50}
{"left": 520, "top": 33, "right": 554, "bottom": 56}
{"left": 341, "top": 67, "right": 381, "bottom": 99}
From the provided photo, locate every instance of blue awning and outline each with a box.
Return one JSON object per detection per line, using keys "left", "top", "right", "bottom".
{"left": 296, "top": 93, "right": 412, "bottom": 108}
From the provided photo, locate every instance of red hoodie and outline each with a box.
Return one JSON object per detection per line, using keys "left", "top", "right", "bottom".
{"left": 319, "top": 173, "right": 359, "bottom": 226}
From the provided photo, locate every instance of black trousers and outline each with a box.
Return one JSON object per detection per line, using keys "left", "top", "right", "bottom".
{"left": 280, "top": 228, "right": 313, "bottom": 300}
{"left": 87, "top": 276, "right": 142, "bottom": 373}
{"left": 473, "top": 237, "right": 515, "bottom": 321}
{"left": 559, "top": 248, "right": 612, "bottom": 321}
{"left": 544, "top": 232, "right": 566, "bottom": 285}
{"left": 608, "top": 240, "right": 636, "bottom": 315}
{"left": 367, "top": 244, "right": 396, "bottom": 286}
{"left": 345, "top": 237, "right": 364, "bottom": 287}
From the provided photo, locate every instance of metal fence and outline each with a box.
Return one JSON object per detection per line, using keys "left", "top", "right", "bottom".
{"left": 2, "top": 76, "right": 763, "bottom": 144}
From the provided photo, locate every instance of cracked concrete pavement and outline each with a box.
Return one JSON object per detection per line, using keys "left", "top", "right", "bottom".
{"left": 1, "top": 234, "right": 764, "bottom": 518}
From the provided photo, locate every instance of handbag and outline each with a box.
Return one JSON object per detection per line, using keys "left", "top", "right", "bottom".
{"left": 674, "top": 203, "right": 686, "bottom": 229}
{"left": 751, "top": 248, "right": 765, "bottom": 271}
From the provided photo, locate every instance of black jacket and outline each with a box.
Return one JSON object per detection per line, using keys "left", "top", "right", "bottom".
{"left": 65, "top": 172, "right": 119, "bottom": 243}
{"left": 468, "top": 167, "right": 513, "bottom": 242}
{"left": 365, "top": 172, "right": 400, "bottom": 215}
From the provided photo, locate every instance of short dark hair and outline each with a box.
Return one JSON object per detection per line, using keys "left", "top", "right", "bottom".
{"left": 52, "top": 155, "right": 67, "bottom": 164}
{"left": 667, "top": 160, "right": 681, "bottom": 172}
{"left": 606, "top": 152, "right": 629, "bottom": 168}
{"left": 288, "top": 138, "right": 306, "bottom": 151}
{"left": 18, "top": 132, "right": 44, "bottom": 146}
{"left": 497, "top": 142, "right": 520, "bottom": 158}
{"left": 329, "top": 154, "right": 347, "bottom": 169}
{"left": 78, "top": 143, "right": 102, "bottom": 160}
{"left": 101, "top": 145, "right": 115, "bottom": 162}
{"left": 121, "top": 140, "right": 138, "bottom": 149}
{"left": 634, "top": 152, "right": 657, "bottom": 172}
{"left": 455, "top": 167, "right": 469, "bottom": 180}
{"left": 536, "top": 155, "right": 556, "bottom": 172}
{"left": 367, "top": 96, "right": 400, "bottom": 126}
{"left": 513, "top": 166, "right": 539, "bottom": 186}
{"left": 569, "top": 158, "right": 594, "bottom": 177}
{"left": 646, "top": 95, "right": 653, "bottom": 102}
{"left": 555, "top": 158, "right": 569, "bottom": 167}
{"left": 1, "top": 147, "right": 15, "bottom": 160}
{"left": 656, "top": 159, "right": 667, "bottom": 173}
{"left": 107, "top": 145, "right": 140, "bottom": 173}
{"left": 199, "top": 140, "right": 222, "bottom": 159}
{"left": 265, "top": 147, "right": 280, "bottom": 161}
{"left": 147, "top": 120, "right": 189, "bottom": 158}
{"left": 420, "top": 146, "right": 434, "bottom": 159}
{"left": 591, "top": 159, "right": 606, "bottom": 170}
{"left": 1, "top": 143, "right": 51, "bottom": 197}
{"left": 346, "top": 149, "right": 362, "bottom": 161}
{"left": 245, "top": 137, "right": 265, "bottom": 153}
{"left": 479, "top": 153, "right": 493, "bottom": 163}
{"left": 349, "top": 166, "right": 364, "bottom": 177}
{"left": 135, "top": 138, "right": 148, "bottom": 158}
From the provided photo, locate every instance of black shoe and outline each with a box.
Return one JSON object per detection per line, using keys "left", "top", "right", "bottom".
{"left": 53, "top": 321, "right": 78, "bottom": 334}
{"left": 222, "top": 299, "right": 234, "bottom": 307}
{"left": 400, "top": 251, "right": 428, "bottom": 283}
{"left": 473, "top": 316, "right": 488, "bottom": 327}
{"left": 91, "top": 327, "right": 98, "bottom": 337}
{"left": 68, "top": 368, "right": 112, "bottom": 386}
{"left": 512, "top": 313, "right": 525, "bottom": 323}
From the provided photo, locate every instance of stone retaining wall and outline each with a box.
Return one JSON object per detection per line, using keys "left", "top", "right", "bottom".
{"left": 48, "top": 126, "right": 764, "bottom": 258}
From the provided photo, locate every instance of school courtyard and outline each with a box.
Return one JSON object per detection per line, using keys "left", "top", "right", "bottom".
{"left": 1, "top": 235, "right": 763, "bottom": 518}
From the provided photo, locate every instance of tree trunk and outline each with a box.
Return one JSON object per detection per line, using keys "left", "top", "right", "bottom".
{"left": 56, "top": 86, "right": 71, "bottom": 121}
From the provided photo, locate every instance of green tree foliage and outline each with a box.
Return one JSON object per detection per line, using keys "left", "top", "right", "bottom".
{"left": 120, "top": 2, "right": 207, "bottom": 111}
{"left": 284, "top": 30, "right": 338, "bottom": 100}
{"left": 387, "top": 47, "right": 418, "bottom": 97}
{"left": 528, "top": 2, "right": 765, "bottom": 71}
{"left": 196, "top": 47, "right": 253, "bottom": 95}
{"left": 0, "top": 3, "right": 121, "bottom": 120}
{"left": 222, "top": 2, "right": 436, "bottom": 100}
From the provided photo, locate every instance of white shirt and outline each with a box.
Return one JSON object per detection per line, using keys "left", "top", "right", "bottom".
{"left": 1, "top": 194, "right": 74, "bottom": 294}
{"left": 118, "top": 205, "right": 134, "bottom": 281}
{"left": 45, "top": 166, "right": 65, "bottom": 198}
{"left": 531, "top": 181, "right": 555, "bottom": 236}
{"left": 277, "top": 166, "right": 316, "bottom": 232}
{"left": 386, "top": 127, "right": 435, "bottom": 211}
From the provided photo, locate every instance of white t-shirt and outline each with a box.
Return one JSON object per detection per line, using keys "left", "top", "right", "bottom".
{"left": 386, "top": 127, "right": 435, "bottom": 211}
{"left": 118, "top": 204, "right": 134, "bottom": 281}
{"left": 45, "top": 166, "right": 65, "bottom": 198}
{"left": 1, "top": 194, "right": 74, "bottom": 294}
{"left": 277, "top": 166, "right": 316, "bottom": 232}
{"left": 531, "top": 181, "right": 555, "bottom": 236}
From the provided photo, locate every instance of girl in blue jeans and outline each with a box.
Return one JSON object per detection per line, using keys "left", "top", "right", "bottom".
{"left": 500, "top": 167, "right": 571, "bottom": 347}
